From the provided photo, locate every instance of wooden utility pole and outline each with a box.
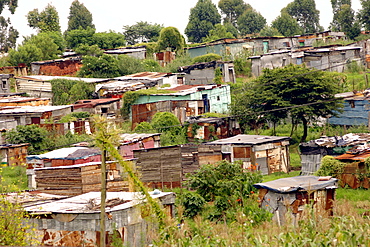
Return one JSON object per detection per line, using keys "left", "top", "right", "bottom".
{"left": 100, "top": 149, "right": 107, "bottom": 247}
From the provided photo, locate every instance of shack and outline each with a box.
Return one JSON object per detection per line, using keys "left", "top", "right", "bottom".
{"left": 199, "top": 134, "right": 291, "bottom": 175}
{"left": 26, "top": 147, "right": 101, "bottom": 188}
{"left": 300, "top": 133, "right": 370, "bottom": 175}
{"left": 30, "top": 57, "right": 82, "bottom": 76}
{"left": 73, "top": 98, "right": 121, "bottom": 117}
{"left": 19, "top": 191, "right": 175, "bottom": 246}
{"left": 0, "top": 143, "right": 28, "bottom": 166}
{"left": 186, "top": 116, "right": 241, "bottom": 141}
{"left": 334, "top": 151, "right": 370, "bottom": 189}
{"left": 133, "top": 144, "right": 199, "bottom": 188}
{"left": 254, "top": 176, "right": 338, "bottom": 226}
{"left": 119, "top": 133, "right": 161, "bottom": 159}
{"left": 34, "top": 161, "right": 129, "bottom": 196}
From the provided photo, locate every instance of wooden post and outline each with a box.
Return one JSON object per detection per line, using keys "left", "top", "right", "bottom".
{"left": 100, "top": 149, "right": 107, "bottom": 247}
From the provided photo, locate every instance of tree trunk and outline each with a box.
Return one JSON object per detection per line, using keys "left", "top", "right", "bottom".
{"left": 301, "top": 117, "right": 308, "bottom": 143}
{"left": 290, "top": 118, "right": 295, "bottom": 137}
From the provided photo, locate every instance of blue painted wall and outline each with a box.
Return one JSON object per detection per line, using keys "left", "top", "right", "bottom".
{"left": 329, "top": 100, "right": 370, "bottom": 126}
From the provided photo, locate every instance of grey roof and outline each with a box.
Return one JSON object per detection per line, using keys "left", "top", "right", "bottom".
{"left": 27, "top": 147, "right": 100, "bottom": 161}
{"left": 119, "top": 133, "right": 161, "bottom": 144}
{"left": 253, "top": 176, "right": 338, "bottom": 193}
{"left": 24, "top": 191, "right": 174, "bottom": 214}
{"left": 206, "top": 134, "right": 290, "bottom": 145}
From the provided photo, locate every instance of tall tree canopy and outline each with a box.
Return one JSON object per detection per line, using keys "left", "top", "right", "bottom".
{"left": 237, "top": 9, "right": 266, "bottom": 36}
{"left": 334, "top": 4, "right": 360, "bottom": 40}
{"left": 203, "top": 23, "right": 235, "bottom": 42}
{"left": 67, "top": 0, "right": 95, "bottom": 32}
{"left": 156, "top": 26, "right": 185, "bottom": 53}
{"left": 330, "top": 0, "right": 351, "bottom": 31}
{"left": 231, "top": 64, "right": 343, "bottom": 142}
{"left": 0, "top": 0, "right": 17, "bottom": 14}
{"left": 218, "top": 0, "right": 250, "bottom": 27}
{"left": 26, "top": 4, "right": 61, "bottom": 33}
{"left": 272, "top": 12, "right": 303, "bottom": 36}
{"left": 286, "top": 0, "right": 322, "bottom": 34}
{"left": 358, "top": 0, "right": 370, "bottom": 31}
{"left": 123, "top": 21, "right": 163, "bottom": 45}
{"left": 0, "top": 16, "right": 18, "bottom": 52}
{"left": 185, "top": 0, "right": 221, "bottom": 43}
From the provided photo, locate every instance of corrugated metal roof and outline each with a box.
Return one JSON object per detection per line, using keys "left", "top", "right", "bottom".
{"left": 15, "top": 75, "right": 110, "bottom": 83}
{"left": 335, "top": 151, "right": 370, "bottom": 161}
{"left": 206, "top": 134, "right": 290, "bottom": 145}
{"left": 24, "top": 191, "right": 174, "bottom": 213}
{"left": 27, "top": 147, "right": 100, "bottom": 161}
{"left": 120, "top": 133, "right": 161, "bottom": 144}
{"left": 73, "top": 98, "right": 120, "bottom": 109}
{"left": 254, "top": 176, "right": 338, "bottom": 193}
{"left": 0, "top": 105, "right": 72, "bottom": 114}
{"left": 0, "top": 97, "right": 49, "bottom": 103}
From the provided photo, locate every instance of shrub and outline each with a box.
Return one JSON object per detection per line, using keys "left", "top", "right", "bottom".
{"left": 315, "top": 155, "right": 346, "bottom": 178}
{"left": 192, "top": 53, "right": 222, "bottom": 63}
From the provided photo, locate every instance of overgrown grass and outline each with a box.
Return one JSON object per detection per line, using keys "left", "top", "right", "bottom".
{"left": 262, "top": 170, "right": 300, "bottom": 182}
{"left": 0, "top": 166, "right": 28, "bottom": 193}
{"left": 336, "top": 187, "right": 370, "bottom": 216}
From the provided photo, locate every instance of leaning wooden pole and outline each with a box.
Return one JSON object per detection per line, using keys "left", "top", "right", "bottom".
{"left": 100, "top": 149, "right": 107, "bottom": 247}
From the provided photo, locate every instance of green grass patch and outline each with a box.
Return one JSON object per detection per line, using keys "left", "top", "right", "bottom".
{"left": 262, "top": 170, "right": 300, "bottom": 182}
{"left": 0, "top": 166, "right": 28, "bottom": 193}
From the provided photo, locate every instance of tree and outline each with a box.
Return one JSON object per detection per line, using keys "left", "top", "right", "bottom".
{"left": 203, "top": 23, "right": 235, "bottom": 42}
{"left": 231, "top": 64, "right": 343, "bottom": 142}
{"left": 0, "top": 16, "right": 18, "bottom": 52}
{"left": 334, "top": 4, "right": 360, "bottom": 40}
{"left": 123, "top": 21, "right": 163, "bottom": 45}
{"left": 0, "top": 0, "right": 17, "bottom": 14}
{"left": 3, "top": 124, "right": 49, "bottom": 154}
{"left": 272, "top": 12, "right": 303, "bottom": 36}
{"left": 50, "top": 79, "right": 95, "bottom": 105}
{"left": 65, "top": 27, "right": 95, "bottom": 49}
{"left": 185, "top": 0, "right": 221, "bottom": 43}
{"left": 26, "top": 4, "right": 61, "bottom": 33}
{"left": 156, "top": 26, "right": 185, "bottom": 53}
{"left": 117, "top": 55, "right": 145, "bottom": 75}
{"left": 67, "top": 0, "right": 95, "bottom": 32}
{"left": 218, "top": 0, "right": 250, "bottom": 26}
{"left": 151, "top": 112, "right": 186, "bottom": 146}
{"left": 24, "top": 32, "right": 62, "bottom": 60}
{"left": 74, "top": 44, "right": 103, "bottom": 56}
{"left": 8, "top": 43, "right": 42, "bottom": 66}
{"left": 78, "top": 54, "right": 120, "bottom": 78}
{"left": 93, "top": 31, "right": 125, "bottom": 49}
{"left": 259, "top": 25, "right": 282, "bottom": 37}
{"left": 237, "top": 9, "right": 266, "bottom": 35}
{"left": 285, "top": 0, "right": 322, "bottom": 34}
{"left": 330, "top": 0, "right": 351, "bottom": 31}
{"left": 358, "top": 0, "right": 370, "bottom": 31}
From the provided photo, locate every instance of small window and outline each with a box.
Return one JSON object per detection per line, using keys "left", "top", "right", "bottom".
{"left": 349, "top": 100, "right": 355, "bottom": 108}
{"left": 101, "top": 108, "right": 108, "bottom": 113}
{"left": 296, "top": 57, "right": 303, "bottom": 65}
{"left": 217, "top": 96, "right": 220, "bottom": 101}
{"left": 2, "top": 80, "right": 6, "bottom": 89}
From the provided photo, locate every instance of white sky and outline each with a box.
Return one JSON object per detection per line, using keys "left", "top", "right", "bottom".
{"left": 1, "top": 0, "right": 363, "bottom": 44}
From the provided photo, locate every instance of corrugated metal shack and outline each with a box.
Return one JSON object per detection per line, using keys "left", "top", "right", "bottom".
{"left": 119, "top": 133, "right": 161, "bottom": 160}
{"left": 34, "top": 162, "right": 129, "bottom": 196}
{"left": 254, "top": 176, "right": 338, "bottom": 226}
{"left": 131, "top": 99, "right": 205, "bottom": 128}
{"left": 73, "top": 98, "right": 121, "bottom": 116}
{"left": 0, "top": 143, "right": 28, "bottom": 166}
{"left": 329, "top": 91, "right": 370, "bottom": 126}
{"left": 334, "top": 151, "right": 370, "bottom": 189}
{"left": 16, "top": 191, "right": 175, "bottom": 247}
{"left": 26, "top": 147, "right": 101, "bottom": 189}
{"left": 186, "top": 116, "right": 241, "bottom": 141}
{"left": 133, "top": 144, "right": 199, "bottom": 189}
{"left": 30, "top": 57, "right": 82, "bottom": 76}
{"left": 178, "top": 61, "right": 236, "bottom": 84}
{"left": 199, "top": 134, "right": 291, "bottom": 175}
{"left": 300, "top": 133, "right": 370, "bottom": 175}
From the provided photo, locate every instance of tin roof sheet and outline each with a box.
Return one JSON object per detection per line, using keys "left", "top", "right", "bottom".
{"left": 253, "top": 176, "right": 338, "bottom": 193}
{"left": 15, "top": 75, "right": 110, "bottom": 83}
{"left": 206, "top": 134, "right": 290, "bottom": 145}
{"left": 0, "top": 105, "right": 72, "bottom": 114}
{"left": 27, "top": 147, "right": 100, "bottom": 161}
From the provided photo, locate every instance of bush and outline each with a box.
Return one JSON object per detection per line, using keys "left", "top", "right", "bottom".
{"left": 315, "top": 155, "right": 346, "bottom": 178}
{"left": 192, "top": 53, "right": 222, "bottom": 63}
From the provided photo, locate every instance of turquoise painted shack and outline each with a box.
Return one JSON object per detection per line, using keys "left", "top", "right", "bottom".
{"left": 329, "top": 91, "right": 370, "bottom": 126}
{"left": 134, "top": 84, "right": 231, "bottom": 116}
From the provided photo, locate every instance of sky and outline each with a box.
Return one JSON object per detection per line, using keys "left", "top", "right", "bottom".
{"left": 1, "top": 0, "right": 363, "bottom": 44}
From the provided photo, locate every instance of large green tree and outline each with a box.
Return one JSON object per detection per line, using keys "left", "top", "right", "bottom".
{"left": 330, "top": 0, "right": 351, "bottom": 31}
{"left": 218, "top": 0, "right": 250, "bottom": 26}
{"left": 185, "top": 0, "right": 221, "bottom": 43}
{"left": 272, "top": 12, "right": 303, "bottom": 36}
{"left": 286, "top": 0, "right": 322, "bottom": 34}
{"left": 26, "top": 4, "right": 61, "bottom": 33}
{"left": 78, "top": 54, "right": 120, "bottom": 78}
{"left": 237, "top": 9, "right": 266, "bottom": 35}
{"left": 50, "top": 79, "right": 95, "bottom": 105}
{"left": 67, "top": 0, "right": 95, "bottom": 32}
{"left": 334, "top": 4, "right": 360, "bottom": 40}
{"left": 358, "top": 0, "right": 370, "bottom": 31}
{"left": 156, "top": 26, "right": 185, "bottom": 53}
{"left": 123, "top": 21, "right": 163, "bottom": 45}
{"left": 203, "top": 23, "right": 235, "bottom": 42}
{"left": 0, "top": 16, "right": 18, "bottom": 52}
{"left": 93, "top": 31, "right": 125, "bottom": 49}
{"left": 65, "top": 27, "right": 95, "bottom": 49}
{"left": 0, "top": 0, "right": 17, "bottom": 14}
{"left": 231, "top": 64, "right": 343, "bottom": 142}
